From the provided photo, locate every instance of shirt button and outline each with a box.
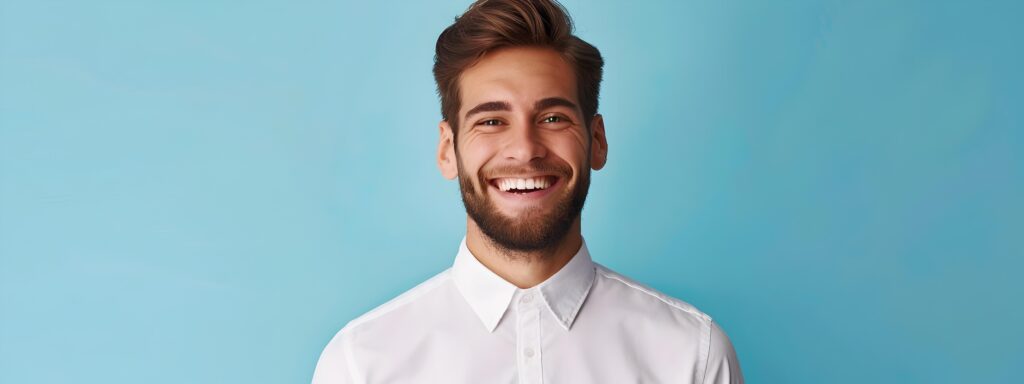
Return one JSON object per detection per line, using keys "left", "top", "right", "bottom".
{"left": 521, "top": 293, "right": 533, "bottom": 303}
{"left": 523, "top": 347, "right": 535, "bottom": 358}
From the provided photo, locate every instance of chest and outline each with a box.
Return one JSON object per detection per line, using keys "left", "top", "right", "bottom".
{"left": 358, "top": 315, "right": 705, "bottom": 384}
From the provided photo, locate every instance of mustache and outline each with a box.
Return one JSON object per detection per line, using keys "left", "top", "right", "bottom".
{"left": 483, "top": 160, "right": 572, "bottom": 179}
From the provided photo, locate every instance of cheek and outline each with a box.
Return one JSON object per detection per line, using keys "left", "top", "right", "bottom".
{"left": 550, "top": 133, "right": 590, "bottom": 165}
{"left": 457, "top": 138, "right": 499, "bottom": 178}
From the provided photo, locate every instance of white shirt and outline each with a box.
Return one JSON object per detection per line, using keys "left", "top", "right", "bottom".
{"left": 313, "top": 239, "right": 743, "bottom": 384}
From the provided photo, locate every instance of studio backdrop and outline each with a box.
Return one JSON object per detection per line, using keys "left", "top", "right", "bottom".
{"left": 1, "top": 0, "right": 1021, "bottom": 383}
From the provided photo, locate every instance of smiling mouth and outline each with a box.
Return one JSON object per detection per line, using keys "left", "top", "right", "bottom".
{"left": 489, "top": 176, "right": 559, "bottom": 194}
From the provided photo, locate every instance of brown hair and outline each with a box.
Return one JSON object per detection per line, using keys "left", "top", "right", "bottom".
{"left": 433, "top": 0, "right": 604, "bottom": 136}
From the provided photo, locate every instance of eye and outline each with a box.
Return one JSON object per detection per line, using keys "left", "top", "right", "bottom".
{"left": 539, "top": 114, "right": 573, "bottom": 128}
{"left": 476, "top": 119, "right": 504, "bottom": 126}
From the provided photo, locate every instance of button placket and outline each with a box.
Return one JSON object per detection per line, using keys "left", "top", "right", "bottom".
{"left": 516, "top": 291, "right": 543, "bottom": 384}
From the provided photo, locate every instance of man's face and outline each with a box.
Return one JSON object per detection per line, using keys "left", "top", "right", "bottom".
{"left": 437, "top": 46, "right": 607, "bottom": 253}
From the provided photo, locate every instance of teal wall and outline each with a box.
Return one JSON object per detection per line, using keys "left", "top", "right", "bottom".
{"left": 1, "top": 0, "right": 1020, "bottom": 382}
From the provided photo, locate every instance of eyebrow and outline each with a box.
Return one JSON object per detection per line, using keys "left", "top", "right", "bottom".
{"left": 464, "top": 101, "right": 512, "bottom": 121}
{"left": 463, "top": 97, "right": 580, "bottom": 121}
{"left": 534, "top": 97, "right": 579, "bottom": 113}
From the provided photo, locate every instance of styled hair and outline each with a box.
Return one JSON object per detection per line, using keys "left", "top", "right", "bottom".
{"left": 433, "top": 0, "right": 604, "bottom": 135}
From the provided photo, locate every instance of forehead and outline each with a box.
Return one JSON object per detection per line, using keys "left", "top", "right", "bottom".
{"left": 458, "top": 46, "right": 578, "bottom": 115}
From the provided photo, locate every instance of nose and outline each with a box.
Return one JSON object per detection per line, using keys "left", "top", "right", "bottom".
{"left": 501, "top": 122, "right": 547, "bottom": 162}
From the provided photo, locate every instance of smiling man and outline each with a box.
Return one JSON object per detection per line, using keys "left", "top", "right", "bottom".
{"left": 312, "top": 0, "right": 742, "bottom": 383}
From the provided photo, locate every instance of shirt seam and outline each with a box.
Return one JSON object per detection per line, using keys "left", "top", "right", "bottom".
{"left": 699, "top": 319, "right": 713, "bottom": 384}
{"left": 596, "top": 264, "right": 714, "bottom": 383}
{"left": 335, "top": 270, "right": 452, "bottom": 383}
{"left": 594, "top": 265, "right": 711, "bottom": 321}
{"left": 341, "top": 268, "right": 452, "bottom": 334}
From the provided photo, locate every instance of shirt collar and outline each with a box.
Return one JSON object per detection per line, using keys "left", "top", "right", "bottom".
{"left": 451, "top": 237, "right": 596, "bottom": 333}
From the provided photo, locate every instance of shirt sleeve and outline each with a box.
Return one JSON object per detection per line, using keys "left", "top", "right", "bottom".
{"left": 703, "top": 320, "right": 744, "bottom": 384}
{"left": 312, "top": 330, "right": 356, "bottom": 384}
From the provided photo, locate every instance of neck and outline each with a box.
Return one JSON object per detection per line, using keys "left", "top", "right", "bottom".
{"left": 465, "top": 218, "right": 583, "bottom": 289}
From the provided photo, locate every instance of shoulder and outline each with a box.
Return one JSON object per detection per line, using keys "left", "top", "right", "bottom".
{"left": 312, "top": 268, "right": 454, "bottom": 383}
{"left": 338, "top": 268, "right": 453, "bottom": 336}
{"left": 321, "top": 268, "right": 454, "bottom": 355}
{"left": 704, "top": 320, "right": 744, "bottom": 383}
{"left": 592, "top": 263, "right": 744, "bottom": 383}
{"left": 593, "top": 262, "right": 711, "bottom": 323}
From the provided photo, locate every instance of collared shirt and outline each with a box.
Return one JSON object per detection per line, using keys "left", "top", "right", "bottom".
{"left": 312, "top": 239, "right": 743, "bottom": 384}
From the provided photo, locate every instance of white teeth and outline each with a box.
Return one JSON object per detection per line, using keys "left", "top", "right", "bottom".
{"left": 496, "top": 177, "right": 553, "bottom": 192}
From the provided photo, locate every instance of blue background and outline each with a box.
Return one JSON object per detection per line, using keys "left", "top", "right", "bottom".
{"left": 1, "top": 0, "right": 1021, "bottom": 383}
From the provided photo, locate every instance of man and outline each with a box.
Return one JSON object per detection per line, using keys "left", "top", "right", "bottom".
{"left": 313, "top": 0, "right": 743, "bottom": 382}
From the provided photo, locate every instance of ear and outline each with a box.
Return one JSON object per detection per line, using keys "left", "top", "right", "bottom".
{"left": 589, "top": 114, "right": 608, "bottom": 170}
{"left": 437, "top": 120, "right": 458, "bottom": 180}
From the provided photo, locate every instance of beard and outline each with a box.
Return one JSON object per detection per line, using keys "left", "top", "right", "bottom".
{"left": 457, "top": 156, "right": 590, "bottom": 255}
